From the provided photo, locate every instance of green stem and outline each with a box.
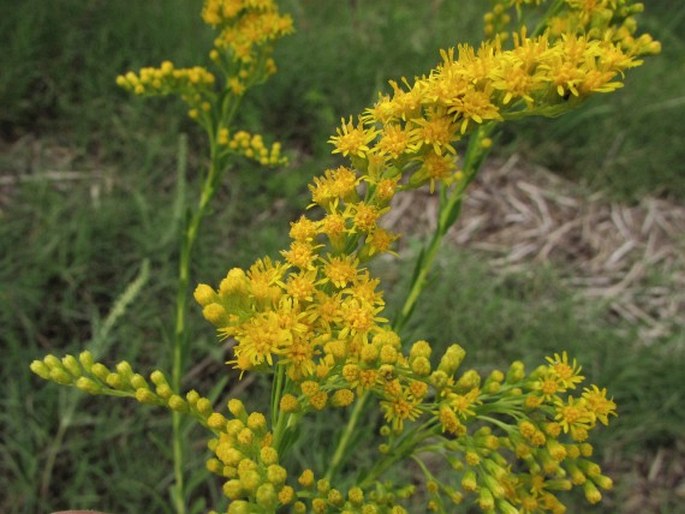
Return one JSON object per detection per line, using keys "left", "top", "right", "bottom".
{"left": 358, "top": 421, "right": 438, "bottom": 489}
{"left": 170, "top": 135, "right": 225, "bottom": 514}
{"left": 39, "top": 392, "right": 76, "bottom": 502}
{"left": 324, "top": 391, "right": 370, "bottom": 482}
{"left": 393, "top": 125, "right": 494, "bottom": 334}
{"left": 271, "top": 365, "right": 288, "bottom": 451}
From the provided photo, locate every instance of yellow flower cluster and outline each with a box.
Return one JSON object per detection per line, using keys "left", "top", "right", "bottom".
{"left": 203, "top": 0, "right": 294, "bottom": 64}
{"left": 31, "top": 343, "right": 617, "bottom": 513}
{"left": 486, "top": 0, "right": 661, "bottom": 58}
{"left": 329, "top": 6, "right": 658, "bottom": 189}
{"left": 116, "top": 0, "right": 292, "bottom": 125}
{"left": 194, "top": 0, "right": 658, "bottom": 390}
{"left": 31, "top": 1, "right": 659, "bottom": 512}
{"left": 116, "top": 61, "right": 216, "bottom": 118}
{"left": 218, "top": 128, "right": 286, "bottom": 166}
{"left": 204, "top": 399, "right": 295, "bottom": 513}
{"left": 186, "top": 1, "right": 651, "bottom": 511}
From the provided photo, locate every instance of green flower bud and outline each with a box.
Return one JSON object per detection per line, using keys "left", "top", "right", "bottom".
{"left": 130, "top": 373, "right": 148, "bottom": 390}
{"left": 260, "top": 447, "right": 279, "bottom": 466}
{"left": 186, "top": 389, "right": 200, "bottom": 407}
{"left": 156, "top": 384, "right": 172, "bottom": 399}
{"left": 168, "top": 395, "right": 188, "bottom": 412}
{"left": 194, "top": 397, "right": 213, "bottom": 417}
{"left": 506, "top": 361, "right": 525, "bottom": 383}
{"left": 461, "top": 470, "right": 477, "bottom": 492}
{"left": 497, "top": 500, "right": 519, "bottom": 514}
{"left": 76, "top": 377, "right": 102, "bottom": 394}
{"left": 256, "top": 482, "right": 277, "bottom": 510}
{"left": 594, "top": 474, "right": 613, "bottom": 490}
{"left": 584, "top": 480, "right": 602, "bottom": 504}
{"left": 78, "top": 351, "right": 94, "bottom": 371}
{"left": 91, "top": 362, "right": 110, "bottom": 381}
{"left": 115, "top": 360, "right": 133, "bottom": 379}
{"left": 316, "top": 478, "right": 330, "bottom": 494}
{"left": 438, "top": 344, "right": 466, "bottom": 376}
{"left": 43, "top": 354, "right": 62, "bottom": 370}
{"left": 62, "top": 355, "right": 82, "bottom": 378}
{"left": 106, "top": 372, "right": 123, "bottom": 389}
{"left": 348, "top": 486, "right": 364, "bottom": 505}
{"left": 266, "top": 464, "right": 286, "bottom": 485}
{"left": 478, "top": 487, "right": 495, "bottom": 510}
{"left": 222, "top": 479, "right": 243, "bottom": 500}
{"left": 410, "top": 356, "right": 431, "bottom": 376}
{"left": 49, "top": 367, "right": 73, "bottom": 385}
{"left": 135, "top": 388, "right": 158, "bottom": 405}
{"left": 227, "top": 500, "right": 250, "bottom": 514}
{"left": 240, "top": 470, "right": 261, "bottom": 493}
{"left": 30, "top": 360, "right": 51, "bottom": 379}
{"left": 429, "top": 370, "right": 449, "bottom": 388}
{"left": 206, "top": 458, "right": 222, "bottom": 474}
{"left": 455, "top": 369, "right": 480, "bottom": 392}
{"left": 328, "top": 488, "right": 344, "bottom": 506}
{"left": 150, "top": 369, "right": 168, "bottom": 387}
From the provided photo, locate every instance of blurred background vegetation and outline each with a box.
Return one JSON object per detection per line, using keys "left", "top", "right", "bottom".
{"left": 1, "top": 1, "right": 683, "bottom": 513}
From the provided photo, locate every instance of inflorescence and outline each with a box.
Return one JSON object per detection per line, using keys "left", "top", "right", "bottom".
{"left": 32, "top": 1, "right": 658, "bottom": 513}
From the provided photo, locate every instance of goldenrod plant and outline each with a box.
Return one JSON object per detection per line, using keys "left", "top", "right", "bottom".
{"left": 32, "top": 1, "right": 659, "bottom": 513}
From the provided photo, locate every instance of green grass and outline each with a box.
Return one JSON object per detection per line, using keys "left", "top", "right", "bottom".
{"left": 1, "top": 1, "right": 684, "bottom": 513}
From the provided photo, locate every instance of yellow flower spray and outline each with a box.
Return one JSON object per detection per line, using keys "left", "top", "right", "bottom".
{"left": 32, "top": 1, "right": 658, "bottom": 513}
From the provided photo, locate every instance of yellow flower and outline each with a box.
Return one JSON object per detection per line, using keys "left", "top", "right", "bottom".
{"left": 233, "top": 311, "right": 291, "bottom": 367}
{"left": 281, "top": 240, "right": 318, "bottom": 269}
{"left": 329, "top": 117, "right": 377, "bottom": 158}
{"left": 281, "top": 336, "right": 317, "bottom": 380}
{"left": 380, "top": 390, "right": 422, "bottom": 431}
{"left": 582, "top": 385, "right": 617, "bottom": 426}
{"left": 289, "top": 215, "right": 319, "bottom": 242}
{"left": 349, "top": 202, "right": 382, "bottom": 233}
{"left": 376, "top": 123, "right": 413, "bottom": 158}
{"left": 410, "top": 112, "right": 457, "bottom": 155}
{"left": 545, "top": 351, "right": 584, "bottom": 389}
{"left": 554, "top": 396, "right": 594, "bottom": 434}
{"left": 285, "top": 270, "right": 318, "bottom": 302}
{"left": 321, "top": 254, "right": 359, "bottom": 288}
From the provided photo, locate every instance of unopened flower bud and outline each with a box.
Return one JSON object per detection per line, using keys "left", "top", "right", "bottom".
{"left": 168, "top": 395, "right": 188, "bottom": 412}
{"left": 106, "top": 372, "right": 123, "bottom": 389}
{"left": 506, "top": 361, "right": 525, "bottom": 383}
{"left": 227, "top": 398, "right": 247, "bottom": 418}
{"left": 135, "top": 388, "right": 158, "bottom": 405}
{"left": 30, "top": 360, "right": 51, "bottom": 379}
{"left": 196, "top": 397, "right": 213, "bottom": 417}
{"left": 193, "top": 284, "right": 217, "bottom": 306}
{"left": 78, "top": 351, "right": 94, "bottom": 371}
{"left": 256, "top": 483, "right": 277, "bottom": 510}
{"left": 438, "top": 344, "right": 466, "bottom": 376}
{"left": 150, "top": 369, "right": 167, "bottom": 387}
{"left": 75, "top": 377, "right": 102, "bottom": 394}
{"left": 62, "top": 355, "right": 82, "bottom": 378}
{"left": 223, "top": 479, "right": 243, "bottom": 500}
{"left": 130, "top": 373, "right": 148, "bottom": 390}
{"left": 49, "top": 368, "right": 73, "bottom": 385}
